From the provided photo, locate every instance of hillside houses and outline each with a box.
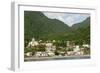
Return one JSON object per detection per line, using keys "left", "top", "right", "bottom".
{"left": 25, "top": 37, "right": 90, "bottom": 57}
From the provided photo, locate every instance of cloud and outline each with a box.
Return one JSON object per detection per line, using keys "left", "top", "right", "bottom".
{"left": 43, "top": 12, "right": 90, "bottom": 27}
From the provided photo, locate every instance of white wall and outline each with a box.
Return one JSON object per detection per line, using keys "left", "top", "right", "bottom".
{"left": 0, "top": 0, "right": 100, "bottom": 73}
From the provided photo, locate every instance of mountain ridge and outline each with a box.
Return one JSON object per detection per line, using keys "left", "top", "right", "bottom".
{"left": 24, "top": 11, "right": 90, "bottom": 46}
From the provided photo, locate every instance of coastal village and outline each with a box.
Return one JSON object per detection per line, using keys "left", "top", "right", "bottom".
{"left": 24, "top": 38, "right": 90, "bottom": 58}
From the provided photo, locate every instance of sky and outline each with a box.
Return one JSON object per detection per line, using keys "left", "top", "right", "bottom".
{"left": 43, "top": 12, "right": 90, "bottom": 27}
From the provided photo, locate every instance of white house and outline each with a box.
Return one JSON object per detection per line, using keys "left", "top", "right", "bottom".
{"left": 25, "top": 52, "right": 32, "bottom": 57}
{"left": 46, "top": 43, "right": 52, "bottom": 47}
{"left": 51, "top": 46, "right": 56, "bottom": 51}
{"left": 74, "top": 45, "right": 80, "bottom": 52}
{"left": 32, "top": 41, "right": 39, "bottom": 46}
{"left": 35, "top": 52, "right": 48, "bottom": 57}
{"left": 41, "top": 52, "right": 48, "bottom": 57}
{"left": 27, "top": 37, "right": 39, "bottom": 47}
{"left": 45, "top": 43, "right": 53, "bottom": 52}
{"left": 47, "top": 51, "right": 55, "bottom": 56}
{"left": 83, "top": 44, "right": 90, "bottom": 48}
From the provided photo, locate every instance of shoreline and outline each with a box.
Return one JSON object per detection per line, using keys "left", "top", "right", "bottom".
{"left": 24, "top": 55, "right": 90, "bottom": 61}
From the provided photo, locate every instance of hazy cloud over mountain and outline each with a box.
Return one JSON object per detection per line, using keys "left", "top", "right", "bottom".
{"left": 43, "top": 12, "right": 90, "bottom": 27}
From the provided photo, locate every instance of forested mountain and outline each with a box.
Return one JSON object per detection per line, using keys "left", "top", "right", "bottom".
{"left": 24, "top": 11, "right": 70, "bottom": 41}
{"left": 71, "top": 17, "right": 90, "bottom": 30}
{"left": 24, "top": 11, "right": 90, "bottom": 45}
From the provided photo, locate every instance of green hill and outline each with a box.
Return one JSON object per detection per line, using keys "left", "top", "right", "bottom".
{"left": 68, "top": 17, "right": 90, "bottom": 44}
{"left": 24, "top": 11, "right": 90, "bottom": 46}
{"left": 24, "top": 11, "right": 70, "bottom": 41}
{"left": 71, "top": 17, "right": 90, "bottom": 30}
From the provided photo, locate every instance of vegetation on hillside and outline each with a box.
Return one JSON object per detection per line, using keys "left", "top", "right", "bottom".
{"left": 24, "top": 11, "right": 90, "bottom": 47}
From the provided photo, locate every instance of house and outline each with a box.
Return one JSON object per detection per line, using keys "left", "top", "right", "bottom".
{"left": 74, "top": 45, "right": 80, "bottom": 52}
{"left": 25, "top": 52, "right": 33, "bottom": 57}
{"left": 67, "top": 41, "right": 75, "bottom": 49}
{"left": 27, "top": 41, "right": 33, "bottom": 47}
{"left": 35, "top": 52, "right": 42, "bottom": 57}
{"left": 83, "top": 44, "right": 90, "bottom": 48}
{"left": 41, "top": 52, "right": 48, "bottom": 57}
{"left": 67, "top": 51, "right": 75, "bottom": 55}
{"left": 73, "top": 45, "right": 84, "bottom": 55}
{"left": 39, "top": 40, "right": 42, "bottom": 43}
{"left": 51, "top": 46, "right": 56, "bottom": 51}
{"left": 40, "top": 42, "right": 46, "bottom": 45}
{"left": 47, "top": 51, "right": 55, "bottom": 56}
{"left": 46, "top": 43, "right": 53, "bottom": 47}
{"left": 74, "top": 51, "right": 83, "bottom": 55}
{"left": 32, "top": 41, "right": 39, "bottom": 46}
{"left": 35, "top": 52, "right": 48, "bottom": 57}
{"left": 27, "top": 37, "right": 39, "bottom": 47}
{"left": 58, "top": 51, "right": 65, "bottom": 56}
{"left": 45, "top": 43, "right": 53, "bottom": 52}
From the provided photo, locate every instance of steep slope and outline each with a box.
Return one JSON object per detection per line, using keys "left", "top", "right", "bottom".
{"left": 24, "top": 11, "right": 70, "bottom": 42}
{"left": 70, "top": 17, "right": 90, "bottom": 44}
{"left": 71, "top": 17, "right": 90, "bottom": 30}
